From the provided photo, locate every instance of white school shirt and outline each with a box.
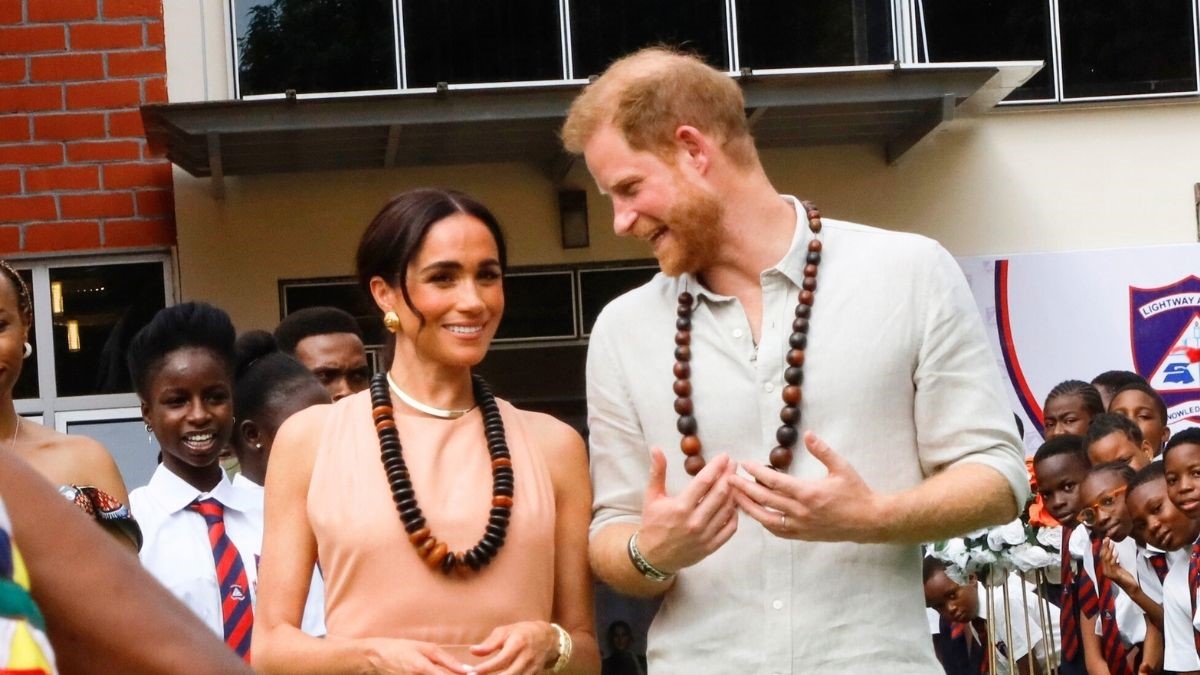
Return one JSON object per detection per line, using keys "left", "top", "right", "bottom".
{"left": 232, "top": 473, "right": 327, "bottom": 636}
{"left": 1078, "top": 531, "right": 1147, "bottom": 645}
{"left": 972, "top": 575, "right": 1061, "bottom": 675}
{"left": 130, "top": 464, "right": 261, "bottom": 638}
{"left": 1160, "top": 547, "right": 1200, "bottom": 671}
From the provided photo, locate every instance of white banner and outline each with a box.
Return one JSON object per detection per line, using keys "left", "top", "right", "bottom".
{"left": 957, "top": 244, "right": 1200, "bottom": 453}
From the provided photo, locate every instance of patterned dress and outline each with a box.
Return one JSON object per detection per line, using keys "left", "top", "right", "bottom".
{"left": 0, "top": 496, "right": 56, "bottom": 673}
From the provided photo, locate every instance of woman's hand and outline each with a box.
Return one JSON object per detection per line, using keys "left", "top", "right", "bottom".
{"left": 1099, "top": 539, "right": 1137, "bottom": 595}
{"left": 366, "top": 638, "right": 473, "bottom": 675}
{"left": 469, "top": 621, "right": 559, "bottom": 675}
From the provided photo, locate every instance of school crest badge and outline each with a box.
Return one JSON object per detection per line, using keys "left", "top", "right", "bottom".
{"left": 1130, "top": 276, "right": 1200, "bottom": 427}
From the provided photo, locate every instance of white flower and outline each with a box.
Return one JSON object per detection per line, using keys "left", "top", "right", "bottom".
{"left": 1007, "top": 543, "right": 1056, "bottom": 572}
{"left": 987, "top": 520, "right": 1027, "bottom": 551}
{"left": 943, "top": 563, "right": 968, "bottom": 586}
{"left": 933, "top": 539, "right": 972, "bottom": 571}
{"left": 965, "top": 548, "right": 998, "bottom": 573}
{"left": 1036, "top": 526, "right": 1063, "bottom": 551}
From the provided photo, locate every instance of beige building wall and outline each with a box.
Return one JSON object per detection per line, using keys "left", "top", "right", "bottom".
{"left": 164, "top": 1, "right": 1200, "bottom": 332}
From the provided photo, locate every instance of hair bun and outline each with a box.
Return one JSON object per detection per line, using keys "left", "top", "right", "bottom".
{"left": 234, "top": 330, "right": 280, "bottom": 379}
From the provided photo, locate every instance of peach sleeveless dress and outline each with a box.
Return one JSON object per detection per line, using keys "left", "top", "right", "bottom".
{"left": 308, "top": 389, "right": 556, "bottom": 645}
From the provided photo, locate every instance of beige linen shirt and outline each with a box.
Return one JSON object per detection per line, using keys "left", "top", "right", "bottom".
{"left": 587, "top": 197, "right": 1029, "bottom": 674}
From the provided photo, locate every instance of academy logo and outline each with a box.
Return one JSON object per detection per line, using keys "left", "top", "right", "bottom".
{"left": 1130, "top": 276, "right": 1200, "bottom": 427}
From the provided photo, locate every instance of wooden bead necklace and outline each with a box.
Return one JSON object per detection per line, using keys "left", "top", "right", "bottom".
{"left": 370, "top": 372, "right": 514, "bottom": 575}
{"left": 673, "top": 200, "right": 824, "bottom": 476}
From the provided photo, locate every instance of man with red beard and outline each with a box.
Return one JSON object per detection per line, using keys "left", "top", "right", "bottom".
{"left": 563, "top": 47, "right": 1028, "bottom": 672}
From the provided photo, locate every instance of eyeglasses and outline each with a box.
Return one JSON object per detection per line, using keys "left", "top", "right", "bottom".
{"left": 1076, "top": 484, "right": 1129, "bottom": 526}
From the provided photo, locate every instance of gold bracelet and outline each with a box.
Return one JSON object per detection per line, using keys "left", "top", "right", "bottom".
{"left": 548, "top": 622, "right": 572, "bottom": 673}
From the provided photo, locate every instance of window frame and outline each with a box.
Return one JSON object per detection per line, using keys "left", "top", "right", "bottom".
{"left": 223, "top": 0, "right": 1200, "bottom": 105}
{"left": 12, "top": 252, "right": 176, "bottom": 430}
{"left": 915, "top": 0, "right": 1200, "bottom": 105}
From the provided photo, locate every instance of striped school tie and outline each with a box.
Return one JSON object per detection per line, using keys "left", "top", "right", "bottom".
{"left": 1148, "top": 552, "right": 1168, "bottom": 584}
{"left": 189, "top": 498, "right": 253, "bottom": 661}
{"left": 952, "top": 620, "right": 990, "bottom": 673}
{"left": 1060, "top": 525, "right": 1081, "bottom": 661}
{"left": 1091, "top": 536, "right": 1133, "bottom": 675}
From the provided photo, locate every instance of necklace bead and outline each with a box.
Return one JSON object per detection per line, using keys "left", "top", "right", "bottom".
{"left": 370, "top": 372, "right": 512, "bottom": 574}
{"left": 673, "top": 200, "right": 823, "bottom": 475}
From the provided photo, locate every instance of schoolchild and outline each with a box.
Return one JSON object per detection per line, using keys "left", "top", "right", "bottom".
{"left": 1091, "top": 371, "right": 1148, "bottom": 411}
{"left": 1163, "top": 427, "right": 1200, "bottom": 519}
{"left": 1077, "top": 462, "right": 1147, "bottom": 674}
{"left": 1126, "top": 460, "right": 1200, "bottom": 673}
{"left": 923, "top": 557, "right": 1060, "bottom": 675}
{"left": 1110, "top": 382, "right": 1172, "bottom": 457}
{"left": 231, "top": 330, "right": 331, "bottom": 637}
{"left": 127, "top": 303, "right": 259, "bottom": 661}
{"left": 1033, "top": 435, "right": 1092, "bottom": 675}
{"left": 1044, "top": 380, "right": 1106, "bottom": 440}
{"left": 1084, "top": 413, "right": 1154, "bottom": 470}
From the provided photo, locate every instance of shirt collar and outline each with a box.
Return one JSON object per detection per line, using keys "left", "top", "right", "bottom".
{"left": 146, "top": 463, "right": 253, "bottom": 514}
{"left": 232, "top": 473, "right": 264, "bottom": 495}
{"left": 677, "top": 194, "right": 811, "bottom": 303}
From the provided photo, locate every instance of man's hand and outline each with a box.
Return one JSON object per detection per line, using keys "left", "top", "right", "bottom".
{"left": 633, "top": 448, "right": 739, "bottom": 574}
{"left": 731, "top": 431, "right": 888, "bottom": 542}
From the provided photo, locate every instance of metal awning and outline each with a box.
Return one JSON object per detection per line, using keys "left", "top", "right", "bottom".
{"left": 142, "top": 61, "right": 1041, "bottom": 190}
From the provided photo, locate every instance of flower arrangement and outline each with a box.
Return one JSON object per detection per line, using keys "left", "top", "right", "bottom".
{"left": 927, "top": 457, "right": 1063, "bottom": 587}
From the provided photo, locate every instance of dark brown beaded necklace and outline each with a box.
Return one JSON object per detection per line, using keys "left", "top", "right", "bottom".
{"left": 369, "top": 372, "right": 514, "bottom": 575}
{"left": 674, "top": 200, "right": 824, "bottom": 476}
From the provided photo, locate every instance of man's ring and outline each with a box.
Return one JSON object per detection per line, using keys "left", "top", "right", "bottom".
{"left": 780, "top": 513, "right": 787, "bottom": 529}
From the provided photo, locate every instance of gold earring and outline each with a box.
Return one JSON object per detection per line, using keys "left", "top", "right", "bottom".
{"left": 383, "top": 310, "right": 401, "bottom": 334}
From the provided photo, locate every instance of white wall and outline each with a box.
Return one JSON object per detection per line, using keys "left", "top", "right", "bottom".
{"left": 163, "top": 2, "right": 1200, "bottom": 331}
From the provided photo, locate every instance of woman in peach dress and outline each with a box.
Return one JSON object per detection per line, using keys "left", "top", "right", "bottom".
{"left": 254, "top": 189, "right": 598, "bottom": 675}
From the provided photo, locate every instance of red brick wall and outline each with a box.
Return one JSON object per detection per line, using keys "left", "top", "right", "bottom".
{"left": 0, "top": 0, "right": 174, "bottom": 254}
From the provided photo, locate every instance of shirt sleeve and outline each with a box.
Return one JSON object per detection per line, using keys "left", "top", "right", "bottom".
{"left": 586, "top": 304, "right": 651, "bottom": 538}
{"left": 912, "top": 243, "right": 1030, "bottom": 512}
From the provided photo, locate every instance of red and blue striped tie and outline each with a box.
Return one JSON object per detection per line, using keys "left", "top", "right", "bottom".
{"left": 189, "top": 498, "right": 253, "bottom": 661}
{"left": 1060, "top": 525, "right": 1081, "bottom": 661}
{"left": 1149, "top": 552, "right": 1168, "bottom": 584}
{"left": 1092, "top": 536, "right": 1133, "bottom": 675}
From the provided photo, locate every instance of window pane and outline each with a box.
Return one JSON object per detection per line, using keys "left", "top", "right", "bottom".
{"left": 578, "top": 266, "right": 658, "bottom": 335}
{"left": 402, "top": 0, "right": 562, "bottom": 87}
{"left": 281, "top": 280, "right": 384, "bottom": 347}
{"left": 14, "top": 269, "right": 37, "bottom": 400}
{"left": 495, "top": 272, "right": 576, "bottom": 341}
{"left": 235, "top": 0, "right": 399, "bottom": 96}
{"left": 475, "top": 344, "right": 587, "bottom": 434}
{"left": 65, "top": 416, "right": 159, "bottom": 490}
{"left": 1059, "top": 0, "right": 1198, "bottom": 99}
{"left": 920, "top": 0, "right": 1054, "bottom": 101}
{"left": 737, "top": 0, "right": 894, "bottom": 70}
{"left": 51, "top": 263, "right": 166, "bottom": 397}
{"left": 570, "top": 0, "right": 729, "bottom": 79}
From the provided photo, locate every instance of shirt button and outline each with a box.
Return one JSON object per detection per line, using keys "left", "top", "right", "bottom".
{"left": 764, "top": 383, "right": 774, "bottom": 393}
{"left": 732, "top": 328, "right": 743, "bottom": 339}
{"left": 772, "top": 599, "right": 783, "bottom": 610}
